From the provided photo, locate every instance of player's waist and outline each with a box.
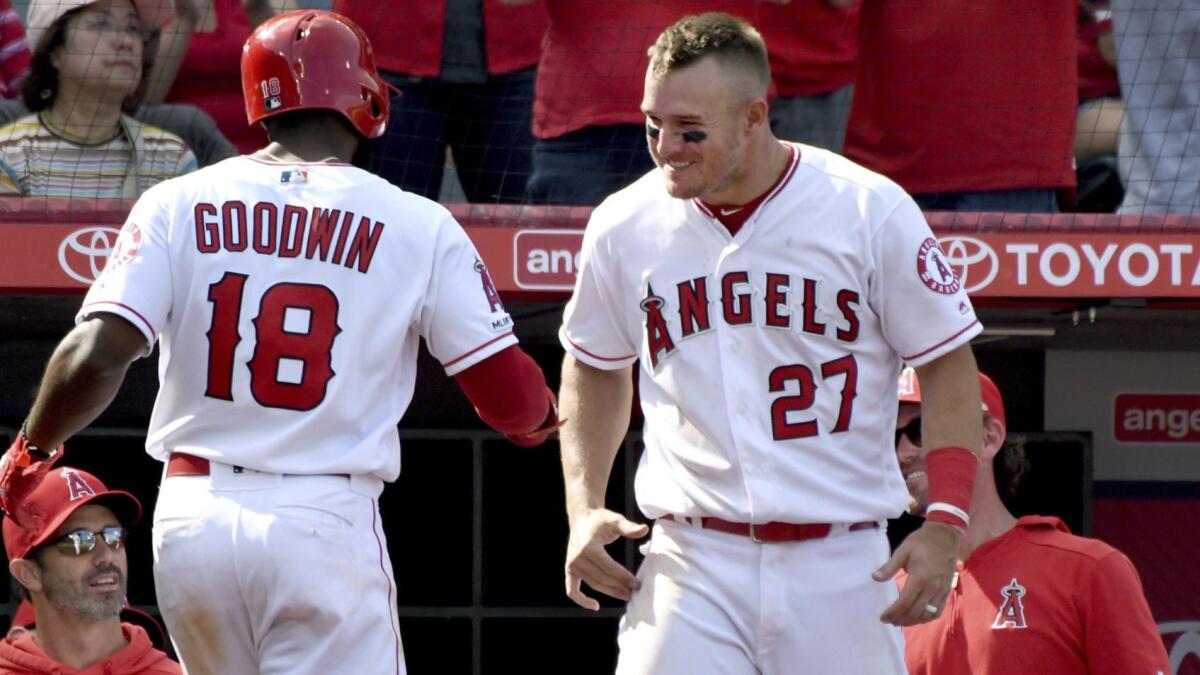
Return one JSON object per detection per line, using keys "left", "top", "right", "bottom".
{"left": 658, "top": 514, "right": 879, "bottom": 543}
{"left": 163, "top": 453, "right": 384, "bottom": 498}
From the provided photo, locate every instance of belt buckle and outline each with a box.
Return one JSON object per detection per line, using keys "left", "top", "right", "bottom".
{"left": 749, "top": 523, "right": 764, "bottom": 543}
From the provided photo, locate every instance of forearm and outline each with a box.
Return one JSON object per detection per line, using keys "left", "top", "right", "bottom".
{"left": 559, "top": 355, "right": 632, "bottom": 523}
{"left": 913, "top": 344, "right": 983, "bottom": 456}
{"left": 143, "top": 20, "right": 196, "bottom": 104}
{"left": 25, "top": 320, "right": 142, "bottom": 448}
{"left": 454, "top": 345, "right": 551, "bottom": 435}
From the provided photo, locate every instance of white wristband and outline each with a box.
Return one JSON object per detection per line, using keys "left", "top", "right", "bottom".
{"left": 926, "top": 502, "right": 970, "bottom": 526}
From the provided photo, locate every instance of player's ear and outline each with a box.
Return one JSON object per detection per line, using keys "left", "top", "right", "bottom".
{"left": 744, "top": 97, "right": 769, "bottom": 133}
{"left": 980, "top": 416, "right": 1006, "bottom": 461}
{"left": 10, "top": 559, "right": 43, "bottom": 595}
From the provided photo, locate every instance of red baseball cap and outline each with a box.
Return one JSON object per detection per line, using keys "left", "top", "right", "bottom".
{"left": 896, "top": 367, "right": 1007, "bottom": 429}
{"left": 2, "top": 467, "right": 142, "bottom": 562}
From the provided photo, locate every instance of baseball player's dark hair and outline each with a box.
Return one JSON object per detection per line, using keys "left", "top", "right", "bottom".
{"left": 261, "top": 109, "right": 362, "bottom": 142}
{"left": 23, "top": 9, "right": 159, "bottom": 114}
{"left": 10, "top": 576, "right": 30, "bottom": 603}
{"left": 647, "top": 12, "right": 770, "bottom": 98}
{"left": 992, "top": 434, "right": 1030, "bottom": 502}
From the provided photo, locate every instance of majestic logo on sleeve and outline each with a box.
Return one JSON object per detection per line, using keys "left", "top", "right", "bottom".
{"left": 991, "top": 578, "right": 1029, "bottom": 629}
{"left": 61, "top": 468, "right": 97, "bottom": 501}
{"left": 475, "top": 258, "right": 505, "bottom": 313}
{"left": 918, "top": 238, "right": 962, "bottom": 294}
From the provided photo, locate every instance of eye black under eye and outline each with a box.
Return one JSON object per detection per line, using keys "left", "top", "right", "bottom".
{"left": 681, "top": 130, "right": 707, "bottom": 144}
{"left": 646, "top": 123, "right": 661, "bottom": 139}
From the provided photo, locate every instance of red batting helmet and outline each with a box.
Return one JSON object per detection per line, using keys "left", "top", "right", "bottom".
{"left": 241, "top": 10, "right": 395, "bottom": 139}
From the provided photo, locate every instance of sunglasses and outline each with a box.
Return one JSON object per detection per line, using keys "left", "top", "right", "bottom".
{"left": 44, "top": 526, "right": 127, "bottom": 556}
{"left": 895, "top": 416, "right": 921, "bottom": 447}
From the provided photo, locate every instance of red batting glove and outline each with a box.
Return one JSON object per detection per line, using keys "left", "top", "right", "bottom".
{"left": 506, "top": 387, "right": 567, "bottom": 448}
{"left": 0, "top": 430, "right": 63, "bottom": 527}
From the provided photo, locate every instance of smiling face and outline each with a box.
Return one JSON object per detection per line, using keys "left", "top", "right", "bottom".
{"left": 641, "top": 56, "right": 755, "bottom": 202}
{"left": 51, "top": 0, "right": 144, "bottom": 102}
{"left": 35, "top": 504, "right": 128, "bottom": 621}
{"left": 895, "top": 403, "right": 928, "bottom": 515}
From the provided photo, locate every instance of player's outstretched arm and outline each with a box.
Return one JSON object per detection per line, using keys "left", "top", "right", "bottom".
{"left": 874, "top": 344, "right": 982, "bottom": 626}
{"left": 454, "top": 345, "right": 560, "bottom": 447}
{"left": 24, "top": 314, "right": 147, "bottom": 450}
{"left": 559, "top": 354, "right": 647, "bottom": 611}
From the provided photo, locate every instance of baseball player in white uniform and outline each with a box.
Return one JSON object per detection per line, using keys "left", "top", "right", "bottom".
{"left": 0, "top": 10, "right": 560, "bottom": 675}
{"left": 558, "top": 13, "right": 986, "bottom": 675}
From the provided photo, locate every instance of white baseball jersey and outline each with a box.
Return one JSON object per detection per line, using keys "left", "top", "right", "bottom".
{"left": 79, "top": 156, "right": 517, "bottom": 481}
{"left": 560, "top": 143, "right": 981, "bottom": 524}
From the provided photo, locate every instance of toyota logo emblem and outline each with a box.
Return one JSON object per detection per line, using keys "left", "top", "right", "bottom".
{"left": 938, "top": 236, "right": 999, "bottom": 294}
{"left": 1159, "top": 621, "right": 1200, "bottom": 673}
{"left": 59, "top": 226, "right": 120, "bottom": 284}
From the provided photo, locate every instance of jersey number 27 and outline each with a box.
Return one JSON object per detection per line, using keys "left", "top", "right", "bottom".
{"left": 204, "top": 272, "right": 341, "bottom": 411}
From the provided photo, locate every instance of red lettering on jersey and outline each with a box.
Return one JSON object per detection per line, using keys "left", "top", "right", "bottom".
{"left": 835, "top": 289, "right": 860, "bottom": 342}
{"left": 475, "top": 258, "right": 504, "bottom": 312}
{"left": 722, "top": 271, "right": 752, "bottom": 325}
{"left": 279, "top": 205, "right": 307, "bottom": 258}
{"left": 305, "top": 208, "right": 341, "bottom": 261}
{"left": 677, "top": 277, "right": 711, "bottom": 337}
{"left": 331, "top": 211, "right": 355, "bottom": 266}
{"left": 801, "top": 278, "right": 826, "bottom": 335}
{"left": 764, "top": 273, "right": 791, "bottom": 328}
{"left": 61, "top": 469, "right": 96, "bottom": 501}
{"left": 991, "top": 578, "right": 1029, "bottom": 629}
{"left": 642, "top": 285, "right": 676, "bottom": 369}
{"left": 252, "top": 202, "right": 278, "bottom": 255}
{"left": 343, "top": 216, "right": 384, "bottom": 273}
{"left": 194, "top": 203, "right": 219, "bottom": 253}
{"left": 222, "top": 201, "right": 248, "bottom": 252}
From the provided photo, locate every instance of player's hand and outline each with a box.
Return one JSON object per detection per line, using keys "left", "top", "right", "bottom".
{"left": 871, "top": 520, "right": 960, "bottom": 626}
{"left": 0, "top": 431, "right": 64, "bottom": 527}
{"left": 564, "top": 508, "right": 650, "bottom": 611}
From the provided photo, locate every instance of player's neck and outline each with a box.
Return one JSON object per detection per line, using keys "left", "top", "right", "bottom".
{"left": 701, "top": 136, "right": 791, "bottom": 206}
{"left": 958, "top": 486, "right": 1018, "bottom": 561}
{"left": 254, "top": 132, "right": 359, "bottom": 165}
{"left": 30, "top": 603, "right": 126, "bottom": 670}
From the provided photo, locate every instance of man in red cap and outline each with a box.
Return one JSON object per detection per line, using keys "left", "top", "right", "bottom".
{"left": 894, "top": 369, "right": 1171, "bottom": 675}
{"left": 0, "top": 466, "right": 180, "bottom": 674}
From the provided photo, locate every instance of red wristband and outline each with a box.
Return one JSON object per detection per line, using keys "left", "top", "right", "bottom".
{"left": 924, "top": 446, "right": 977, "bottom": 531}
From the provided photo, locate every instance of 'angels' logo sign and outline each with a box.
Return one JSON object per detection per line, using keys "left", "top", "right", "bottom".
{"left": 1159, "top": 621, "right": 1200, "bottom": 674}
{"left": 938, "top": 235, "right": 999, "bottom": 294}
{"left": 59, "top": 226, "right": 120, "bottom": 284}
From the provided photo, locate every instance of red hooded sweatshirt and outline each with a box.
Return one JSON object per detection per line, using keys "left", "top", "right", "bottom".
{"left": 0, "top": 624, "right": 180, "bottom": 675}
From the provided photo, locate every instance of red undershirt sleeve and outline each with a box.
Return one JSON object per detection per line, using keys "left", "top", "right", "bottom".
{"left": 453, "top": 344, "right": 552, "bottom": 435}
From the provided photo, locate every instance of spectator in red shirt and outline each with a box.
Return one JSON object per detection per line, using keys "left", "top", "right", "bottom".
{"left": 760, "top": 0, "right": 859, "bottom": 152}
{"left": 0, "top": 0, "right": 31, "bottom": 98}
{"left": 894, "top": 369, "right": 1172, "bottom": 675}
{"left": 845, "top": 2, "right": 1077, "bottom": 213}
{"left": 333, "top": 0, "right": 547, "bottom": 203}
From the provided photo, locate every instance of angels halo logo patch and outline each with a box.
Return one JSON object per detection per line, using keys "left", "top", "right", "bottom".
{"left": 917, "top": 237, "right": 961, "bottom": 294}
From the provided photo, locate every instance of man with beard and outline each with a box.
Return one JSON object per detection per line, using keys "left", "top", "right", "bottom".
{"left": 0, "top": 467, "right": 179, "bottom": 674}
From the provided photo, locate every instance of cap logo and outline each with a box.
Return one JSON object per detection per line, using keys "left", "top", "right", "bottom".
{"left": 60, "top": 469, "right": 96, "bottom": 501}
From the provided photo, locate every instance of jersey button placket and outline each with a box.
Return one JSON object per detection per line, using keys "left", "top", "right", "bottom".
{"left": 713, "top": 248, "right": 761, "bottom": 522}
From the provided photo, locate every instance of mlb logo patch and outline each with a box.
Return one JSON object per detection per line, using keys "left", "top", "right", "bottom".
{"left": 280, "top": 169, "right": 308, "bottom": 184}
{"left": 264, "top": 96, "right": 282, "bottom": 111}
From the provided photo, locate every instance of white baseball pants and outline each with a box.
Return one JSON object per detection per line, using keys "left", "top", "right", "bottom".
{"left": 616, "top": 518, "right": 907, "bottom": 675}
{"left": 151, "top": 463, "right": 404, "bottom": 675}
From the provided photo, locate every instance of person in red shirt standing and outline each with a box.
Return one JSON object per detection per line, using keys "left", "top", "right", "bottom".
{"left": 845, "top": 3, "right": 1077, "bottom": 213}
{"left": 0, "top": 467, "right": 182, "bottom": 675}
{"left": 334, "top": 0, "right": 547, "bottom": 203}
{"left": 759, "top": 0, "right": 859, "bottom": 152}
{"left": 894, "top": 368, "right": 1172, "bottom": 675}
{"left": 0, "top": 0, "right": 30, "bottom": 99}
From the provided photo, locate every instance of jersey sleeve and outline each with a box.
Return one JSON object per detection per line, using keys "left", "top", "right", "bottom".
{"left": 870, "top": 197, "right": 982, "bottom": 366}
{"left": 75, "top": 188, "right": 173, "bottom": 354}
{"left": 559, "top": 216, "right": 638, "bottom": 370}
{"left": 1082, "top": 551, "right": 1172, "bottom": 674}
{"left": 420, "top": 216, "right": 518, "bottom": 376}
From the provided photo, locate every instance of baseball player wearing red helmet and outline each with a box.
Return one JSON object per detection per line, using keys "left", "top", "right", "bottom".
{"left": 0, "top": 10, "right": 558, "bottom": 674}
{"left": 558, "top": 12, "right": 984, "bottom": 675}
{"left": 895, "top": 369, "right": 1172, "bottom": 675}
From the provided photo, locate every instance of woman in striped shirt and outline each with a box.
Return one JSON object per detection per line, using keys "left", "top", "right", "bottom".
{"left": 0, "top": 0, "right": 196, "bottom": 198}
